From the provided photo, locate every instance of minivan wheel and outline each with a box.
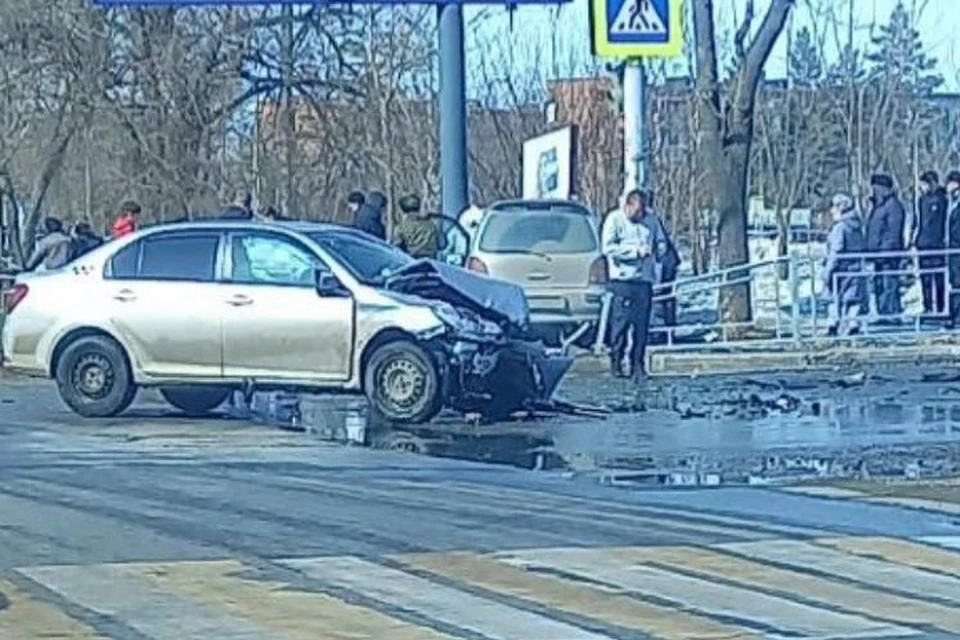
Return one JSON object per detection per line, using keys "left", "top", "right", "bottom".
{"left": 364, "top": 341, "right": 442, "bottom": 424}
{"left": 55, "top": 335, "right": 137, "bottom": 418}
{"left": 160, "top": 386, "right": 231, "bottom": 416}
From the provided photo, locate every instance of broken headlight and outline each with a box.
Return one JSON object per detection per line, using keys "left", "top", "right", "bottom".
{"left": 432, "top": 302, "right": 478, "bottom": 333}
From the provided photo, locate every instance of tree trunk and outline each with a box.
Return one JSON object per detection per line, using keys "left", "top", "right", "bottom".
{"left": 775, "top": 206, "right": 790, "bottom": 280}
{"left": 693, "top": 0, "right": 795, "bottom": 324}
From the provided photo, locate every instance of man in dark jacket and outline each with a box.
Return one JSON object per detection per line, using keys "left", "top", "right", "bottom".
{"left": 70, "top": 222, "right": 103, "bottom": 259}
{"left": 220, "top": 189, "right": 254, "bottom": 219}
{"left": 865, "top": 173, "right": 906, "bottom": 318}
{"left": 914, "top": 170, "right": 948, "bottom": 314}
{"left": 353, "top": 191, "right": 386, "bottom": 240}
{"left": 946, "top": 172, "right": 960, "bottom": 327}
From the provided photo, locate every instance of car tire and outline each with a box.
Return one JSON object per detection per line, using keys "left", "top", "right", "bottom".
{"left": 55, "top": 335, "right": 137, "bottom": 418}
{"left": 159, "top": 386, "right": 231, "bottom": 416}
{"left": 364, "top": 340, "right": 443, "bottom": 424}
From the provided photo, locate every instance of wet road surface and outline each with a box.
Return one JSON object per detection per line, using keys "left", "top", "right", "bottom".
{"left": 3, "top": 377, "right": 960, "bottom": 638}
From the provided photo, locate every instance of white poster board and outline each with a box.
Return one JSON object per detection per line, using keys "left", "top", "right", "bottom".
{"left": 521, "top": 126, "right": 577, "bottom": 200}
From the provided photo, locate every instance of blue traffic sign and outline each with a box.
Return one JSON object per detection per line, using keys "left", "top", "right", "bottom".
{"left": 590, "top": 0, "right": 682, "bottom": 58}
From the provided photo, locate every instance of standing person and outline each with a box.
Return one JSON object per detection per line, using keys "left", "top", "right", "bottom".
{"left": 70, "top": 222, "right": 103, "bottom": 259}
{"left": 25, "top": 217, "right": 73, "bottom": 271}
{"left": 865, "top": 173, "right": 906, "bottom": 319}
{"left": 392, "top": 194, "right": 439, "bottom": 259}
{"left": 112, "top": 200, "right": 141, "bottom": 238}
{"left": 914, "top": 170, "right": 948, "bottom": 315}
{"left": 946, "top": 172, "right": 960, "bottom": 328}
{"left": 220, "top": 189, "right": 254, "bottom": 219}
{"left": 601, "top": 189, "right": 665, "bottom": 379}
{"left": 346, "top": 191, "right": 365, "bottom": 222}
{"left": 641, "top": 190, "right": 681, "bottom": 332}
{"left": 354, "top": 191, "right": 387, "bottom": 240}
{"left": 822, "top": 194, "right": 867, "bottom": 336}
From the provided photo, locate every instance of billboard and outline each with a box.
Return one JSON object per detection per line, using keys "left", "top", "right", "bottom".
{"left": 521, "top": 125, "right": 577, "bottom": 200}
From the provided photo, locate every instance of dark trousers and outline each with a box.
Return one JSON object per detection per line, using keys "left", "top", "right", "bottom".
{"left": 919, "top": 255, "right": 946, "bottom": 314}
{"left": 608, "top": 280, "right": 654, "bottom": 374}
{"left": 656, "top": 281, "right": 677, "bottom": 327}
{"left": 872, "top": 258, "right": 903, "bottom": 316}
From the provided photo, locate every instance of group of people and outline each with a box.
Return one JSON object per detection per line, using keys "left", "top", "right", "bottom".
{"left": 822, "top": 170, "right": 960, "bottom": 336}
{"left": 346, "top": 189, "right": 469, "bottom": 264}
{"left": 25, "top": 200, "right": 154, "bottom": 272}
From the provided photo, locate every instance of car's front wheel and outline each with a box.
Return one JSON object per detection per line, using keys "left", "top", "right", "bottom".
{"left": 160, "top": 386, "right": 232, "bottom": 416}
{"left": 55, "top": 335, "right": 137, "bottom": 418}
{"left": 364, "top": 340, "right": 443, "bottom": 424}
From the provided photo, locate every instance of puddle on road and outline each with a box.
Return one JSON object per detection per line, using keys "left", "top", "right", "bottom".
{"left": 244, "top": 378, "right": 960, "bottom": 486}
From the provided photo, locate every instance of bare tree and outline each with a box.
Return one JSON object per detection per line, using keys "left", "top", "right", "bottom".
{"left": 693, "top": 0, "right": 795, "bottom": 323}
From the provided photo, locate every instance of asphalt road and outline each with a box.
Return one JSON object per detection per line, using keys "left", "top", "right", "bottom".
{"left": 2, "top": 378, "right": 960, "bottom": 639}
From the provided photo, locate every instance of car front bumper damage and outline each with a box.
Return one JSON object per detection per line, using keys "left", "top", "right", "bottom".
{"left": 432, "top": 334, "right": 573, "bottom": 420}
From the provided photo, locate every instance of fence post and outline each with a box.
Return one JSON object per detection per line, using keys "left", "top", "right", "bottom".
{"left": 789, "top": 253, "right": 800, "bottom": 344}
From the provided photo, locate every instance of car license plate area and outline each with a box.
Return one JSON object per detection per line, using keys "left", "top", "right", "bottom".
{"left": 528, "top": 296, "right": 568, "bottom": 311}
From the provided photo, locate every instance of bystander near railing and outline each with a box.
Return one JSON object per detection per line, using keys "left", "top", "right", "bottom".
{"left": 636, "top": 245, "right": 960, "bottom": 352}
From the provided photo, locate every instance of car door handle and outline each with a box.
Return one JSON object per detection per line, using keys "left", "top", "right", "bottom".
{"left": 225, "top": 295, "right": 253, "bottom": 307}
{"left": 113, "top": 289, "right": 137, "bottom": 302}
{"left": 527, "top": 272, "right": 550, "bottom": 281}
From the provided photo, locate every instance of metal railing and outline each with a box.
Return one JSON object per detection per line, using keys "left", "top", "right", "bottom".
{"left": 585, "top": 246, "right": 960, "bottom": 356}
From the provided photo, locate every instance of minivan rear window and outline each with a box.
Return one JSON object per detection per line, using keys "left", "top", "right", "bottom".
{"left": 478, "top": 210, "right": 597, "bottom": 254}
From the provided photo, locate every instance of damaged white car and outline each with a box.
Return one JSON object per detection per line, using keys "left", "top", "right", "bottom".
{"left": 1, "top": 220, "right": 572, "bottom": 424}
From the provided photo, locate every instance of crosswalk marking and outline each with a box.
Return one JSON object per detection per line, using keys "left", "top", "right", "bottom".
{"left": 496, "top": 547, "right": 913, "bottom": 639}
{"left": 18, "top": 564, "right": 274, "bottom": 640}
{"left": 283, "top": 556, "right": 614, "bottom": 640}
{"left": 719, "top": 539, "right": 960, "bottom": 605}
{"left": 918, "top": 535, "right": 960, "bottom": 551}
{"left": 129, "top": 560, "right": 455, "bottom": 640}
{"left": 817, "top": 536, "right": 960, "bottom": 578}
{"left": 9, "top": 535, "right": 960, "bottom": 639}
{"left": 397, "top": 551, "right": 761, "bottom": 639}
{"left": 613, "top": 545, "right": 960, "bottom": 633}
{"left": 0, "top": 578, "right": 104, "bottom": 639}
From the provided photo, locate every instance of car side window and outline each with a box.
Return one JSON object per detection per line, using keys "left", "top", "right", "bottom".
{"left": 106, "top": 233, "right": 220, "bottom": 282}
{"left": 109, "top": 242, "right": 139, "bottom": 279}
{"left": 229, "top": 233, "right": 321, "bottom": 287}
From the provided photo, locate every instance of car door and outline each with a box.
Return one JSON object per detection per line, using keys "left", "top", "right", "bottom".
{"left": 103, "top": 230, "right": 223, "bottom": 378}
{"left": 220, "top": 230, "right": 354, "bottom": 381}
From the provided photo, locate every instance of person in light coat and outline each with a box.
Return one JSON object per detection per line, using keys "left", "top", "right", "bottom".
{"left": 600, "top": 188, "right": 666, "bottom": 379}
{"left": 822, "top": 194, "right": 867, "bottom": 336}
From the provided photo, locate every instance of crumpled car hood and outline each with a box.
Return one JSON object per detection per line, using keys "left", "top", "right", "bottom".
{"left": 386, "top": 260, "right": 530, "bottom": 331}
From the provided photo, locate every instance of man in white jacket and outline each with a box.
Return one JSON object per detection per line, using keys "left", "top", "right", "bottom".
{"left": 601, "top": 189, "right": 667, "bottom": 378}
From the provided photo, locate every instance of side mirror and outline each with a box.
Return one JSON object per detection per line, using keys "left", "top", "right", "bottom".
{"left": 315, "top": 269, "right": 344, "bottom": 296}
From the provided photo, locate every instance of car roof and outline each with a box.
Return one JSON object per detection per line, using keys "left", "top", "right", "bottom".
{"left": 136, "top": 219, "right": 355, "bottom": 236}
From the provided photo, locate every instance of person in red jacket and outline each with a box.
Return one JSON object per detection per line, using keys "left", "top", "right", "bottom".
{"left": 112, "top": 201, "right": 141, "bottom": 238}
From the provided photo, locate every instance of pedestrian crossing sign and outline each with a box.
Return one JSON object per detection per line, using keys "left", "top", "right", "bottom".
{"left": 590, "top": 0, "right": 683, "bottom": 58}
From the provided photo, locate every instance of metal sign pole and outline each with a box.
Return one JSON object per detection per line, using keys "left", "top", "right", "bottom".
{"left": 621, "top": 58, "right": 647, "bottom": 194}
{"left": 438, "top": 2, "right": 469, "bottom": 219}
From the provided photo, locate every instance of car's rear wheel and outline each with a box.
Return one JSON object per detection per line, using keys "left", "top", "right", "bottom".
{"left": 364, "top": 340, "right": 442, "bottom": 424}
{"left": 55, "top": 335, "right": 137, "bottom": 418}
{"left": 160, "top": 386, "right": 231, "bottom": 416}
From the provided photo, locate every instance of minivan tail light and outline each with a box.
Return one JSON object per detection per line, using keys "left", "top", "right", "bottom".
{"left": 588, "top": 257, "right": 608, "bottom": 284}
{"left": 3, "top": 283, "right": 28, "bottom": 315}
{"left": 466, "top": 257, "right": 488, "bottom": 274}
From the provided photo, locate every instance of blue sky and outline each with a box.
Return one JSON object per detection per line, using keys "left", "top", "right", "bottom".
{"left": 462, "top": 0, "right": 959, "bottom": 91}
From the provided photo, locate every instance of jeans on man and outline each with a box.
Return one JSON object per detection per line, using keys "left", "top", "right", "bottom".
{"left": 872, "top": 258, "right": 903, "bottom": 316}
{"left": 607, "top": 280, "right": 654, "bottom": 376}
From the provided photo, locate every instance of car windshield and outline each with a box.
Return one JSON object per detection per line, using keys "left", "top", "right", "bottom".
{"left": 309, "top": 229, "right": 413, "bottom": 285}
{"left": 478, "top": 209, "right": 597, "bottom": 254}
